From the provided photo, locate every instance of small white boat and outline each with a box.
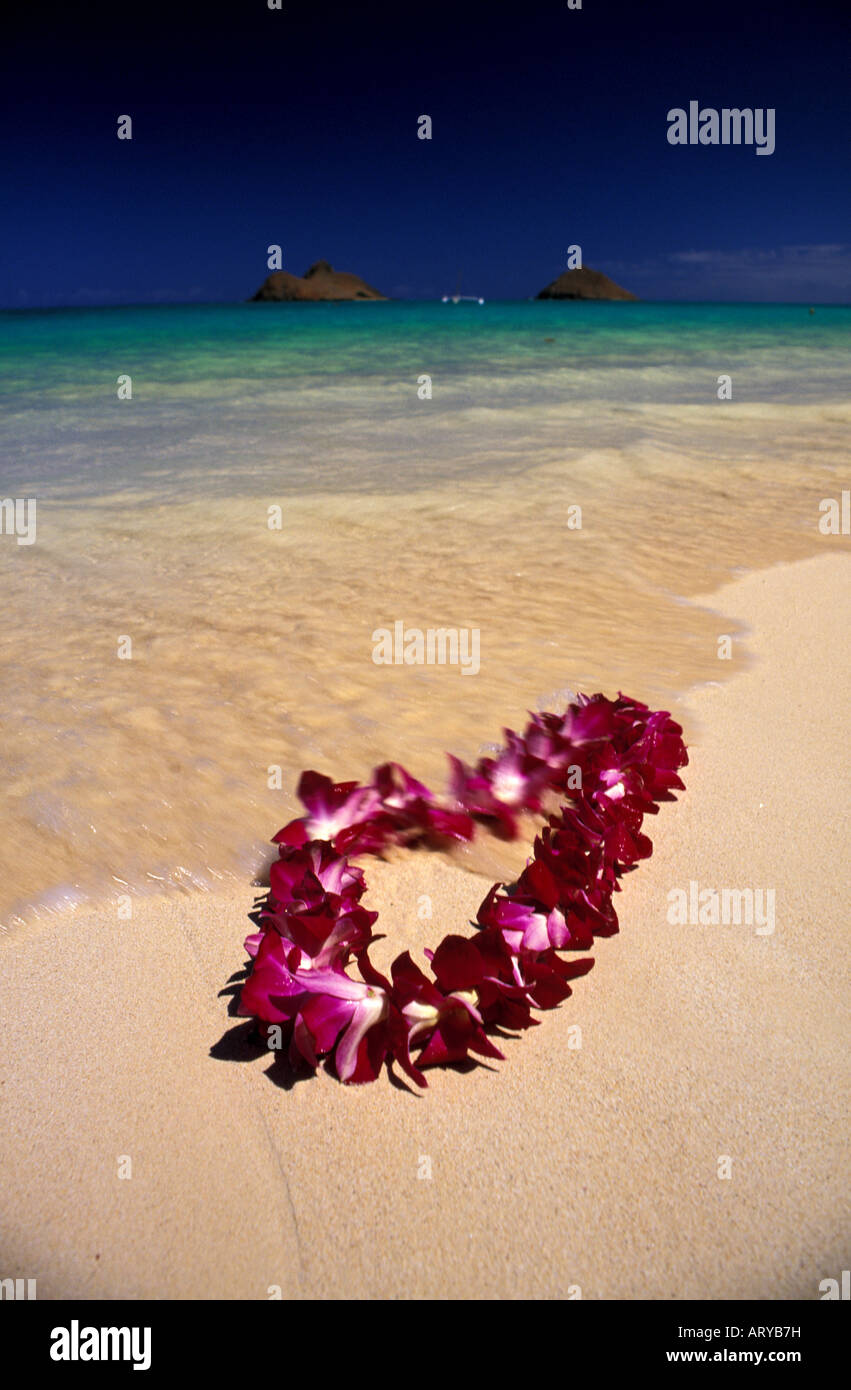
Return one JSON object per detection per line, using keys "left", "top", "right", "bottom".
{"left": 441, "top": 273, "right": 484, "bottom": 305}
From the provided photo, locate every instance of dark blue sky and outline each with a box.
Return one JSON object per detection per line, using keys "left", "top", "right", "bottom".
{"left": 2, "top": 0, "right": 849, "bottom": 307}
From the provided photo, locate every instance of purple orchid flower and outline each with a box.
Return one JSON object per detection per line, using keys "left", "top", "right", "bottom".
{"left": 391, "top": 943, "right": 505, "bottom": 1072}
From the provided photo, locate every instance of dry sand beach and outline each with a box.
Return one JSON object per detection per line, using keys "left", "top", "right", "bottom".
{"left": 1, "top": 551, "right": 847, "bottom": 1300}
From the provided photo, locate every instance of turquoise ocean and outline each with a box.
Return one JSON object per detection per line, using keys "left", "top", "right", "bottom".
{"left": 2, "top": 301, "right": 849, "bottom": 500}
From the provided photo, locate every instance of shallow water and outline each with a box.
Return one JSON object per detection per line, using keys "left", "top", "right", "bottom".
{"left": 1, "top": 302, "right": 848, "bottom": 928}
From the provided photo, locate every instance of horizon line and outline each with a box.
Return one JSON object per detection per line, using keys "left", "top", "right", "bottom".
{"left": 3, "top": 296, "right": 849, "bottom": 313}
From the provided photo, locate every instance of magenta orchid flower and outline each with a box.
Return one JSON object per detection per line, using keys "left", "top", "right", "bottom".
{"left": 273, "top": 772, "right": 383, "bottom": 851}
{"left": 447, "top": 742, "right": 550, "bottom": 838}
{"left": 392, "top": 943, "right": 504, "bottom": 1074}
{"left": 476, "top": 883, "right": 574, "bottom": 952}
{"left": 290, "top": 963, "right": 391, "bottom": 1083}
{"left": 374, "top": 761, "right": 475, "bottom": 843}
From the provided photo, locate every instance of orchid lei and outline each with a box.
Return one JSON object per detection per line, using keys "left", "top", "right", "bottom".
{"left": 235, "top": 693, "right": 688, "bottom": 1086}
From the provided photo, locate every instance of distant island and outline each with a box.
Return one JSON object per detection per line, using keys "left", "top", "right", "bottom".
{"left": 536, "top": 266, "right": 638, "bottom": 301}
{"left": 250, "top": 260, "right": 386, "bottom": 302}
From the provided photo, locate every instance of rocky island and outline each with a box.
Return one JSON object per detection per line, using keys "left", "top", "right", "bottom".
{"left": 536, "top": 266, "right": 637, "bottom": 300}
{"left": 250, "top": 259, "right": 387, "bottom": 302}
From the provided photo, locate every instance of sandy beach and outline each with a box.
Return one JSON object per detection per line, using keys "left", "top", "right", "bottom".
{"left": 1, "top": 550, "right": 847, "bottom": 1300}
